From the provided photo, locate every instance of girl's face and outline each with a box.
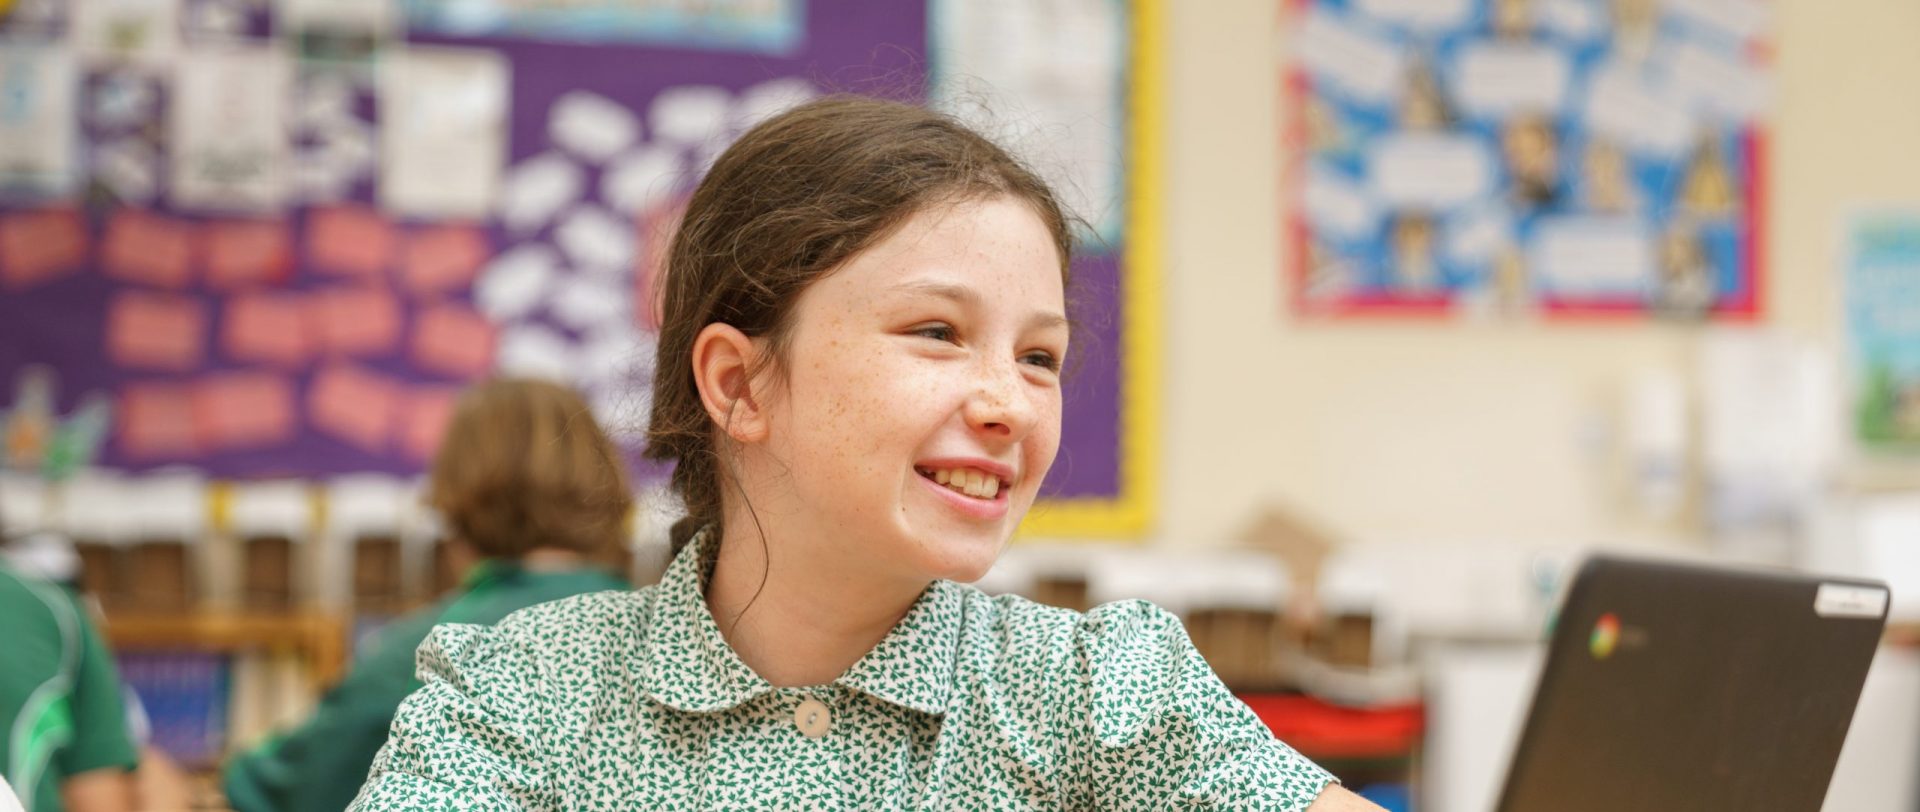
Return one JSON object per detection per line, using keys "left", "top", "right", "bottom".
{"left": 757, "top": 196, "right": 1067, "bottom": 585}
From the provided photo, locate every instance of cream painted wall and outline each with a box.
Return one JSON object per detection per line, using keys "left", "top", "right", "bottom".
{"left": 1150, "top": 0, "right": 1920, "bottom": 550}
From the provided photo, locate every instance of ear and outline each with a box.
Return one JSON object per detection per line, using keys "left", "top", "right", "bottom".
{"left": 691, "top": 322, "right": 771, "bottom": 444}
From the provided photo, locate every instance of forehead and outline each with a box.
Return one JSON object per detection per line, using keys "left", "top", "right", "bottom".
{"left": 805, "top": 196, "right": 1066, "bottom": 310}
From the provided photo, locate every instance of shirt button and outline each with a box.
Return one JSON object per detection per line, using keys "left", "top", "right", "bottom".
{"left": 793, "top": 698, "right": 832, "bottom": 739}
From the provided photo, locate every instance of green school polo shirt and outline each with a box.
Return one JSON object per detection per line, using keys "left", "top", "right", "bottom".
{"left": 0, "top": 564, "right": 138, "bottom": 812}
{"left": 347, "top": 532, "right": 1336, "bottom": 810}
{"left": 223, "top": 563, "right": 630, "bottom": 812}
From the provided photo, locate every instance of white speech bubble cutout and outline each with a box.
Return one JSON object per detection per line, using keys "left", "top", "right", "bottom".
{"left": 1453, "top": 43, "right": 1572, "bottom": 117}
{"left": 1584, "top": 63, "right": 1697, "bottom": 158}
{"left": 1528, "top": 216, "right": 1656, "bottom": 294}
{"left": 1664, "top": 0, "right": 1770, "bottom": 43}
{"left": 553, "top": 204, "right": 637, "bottom": 273}
{"left": 651, "top": 85, "right": 732, "bottom": 147}
{"left": 1352, "top": 0, "right": 1473, "bottom": 32}
{"left": 476, "top": 245, "right": 559, "bottom": 322}
{"left": 1294, "top": 8, "right": 1406, "bottom": 105}
{"left": 498, "top": 152, "right": 585, "bottom": 234}
{"left": 497, "top": 324, "right": 579, "bottom": 382}
{"left": 551, "top": 91, "right": 640, "bottom": 165}
{"left": 1304, "top": 164, "right": 1380, "bottom": 241}
{"left": 1538, "top": 0, "right": 1603, "bottom": 40}
{"left": 1663, "top": 39, "right": 1770, "bottom": 125}
{"left": 1366, "top": 133, "right": 1496, "bottom": 210}
{"left": 603, "top": 145, "right": 685, "bottom": 215}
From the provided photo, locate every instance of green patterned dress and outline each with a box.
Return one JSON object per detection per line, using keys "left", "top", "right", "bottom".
{"left": 349, "top": 532, "right": 1335, "bottom": 810}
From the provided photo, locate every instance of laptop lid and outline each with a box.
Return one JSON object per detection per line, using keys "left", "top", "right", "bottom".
{"left": 1496, "top": 555, "right": 1889, "bottom": 812}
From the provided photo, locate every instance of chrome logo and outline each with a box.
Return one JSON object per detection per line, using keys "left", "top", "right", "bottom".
{"left": 1590, "top": 613, "right": 1621, "bottom": 660}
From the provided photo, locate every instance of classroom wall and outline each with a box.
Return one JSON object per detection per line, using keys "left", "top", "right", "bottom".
{"left": 1152, "top": 0, "right": 1920, "bottom": 551}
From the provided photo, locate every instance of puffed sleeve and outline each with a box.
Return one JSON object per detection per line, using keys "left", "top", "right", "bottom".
{"left": 1056, "top": 600, "right": 1336, "bottom": 811}
{"left": 346, "top": 621, "right": 558, "bottom": 811}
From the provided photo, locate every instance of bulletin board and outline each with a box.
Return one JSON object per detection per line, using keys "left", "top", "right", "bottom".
{"left": 1284, "top": 0, "right": 1768, "bottom": 321}
{"left": 0, "top": 0, "right": 1159, "bottom": 538}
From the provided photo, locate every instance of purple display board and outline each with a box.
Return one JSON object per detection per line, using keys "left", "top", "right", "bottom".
{"left": 0, "top": 0, "right": 1126, "bottom": 501}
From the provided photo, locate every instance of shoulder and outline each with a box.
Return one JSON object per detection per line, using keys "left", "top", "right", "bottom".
{"left": 959, "top": 587, "right": 1184, "bottom": 647}
{"left": 951, "top": 587, "right": 1188, "bottom": 677}
{"left": 0, "top": 565, "right": 74, "bottom": 628}
{"left": 1073, "top": 598, "right": 1196, "bottom": 666}
{"left": 948, "top": 583, "right": 1079, "bottom": 654}
{"left": 495, "top": 583, "right": 656, "bottom": 639}
{"left": 0, "top": 567, "right": 84, "bottom": 670}
{"left": 416, "top": 586, "right": 656, "bottom": 688}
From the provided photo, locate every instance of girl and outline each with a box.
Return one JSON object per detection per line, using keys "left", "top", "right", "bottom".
{"left": 348, "top": 95, "right": 1377, "bottom": 811}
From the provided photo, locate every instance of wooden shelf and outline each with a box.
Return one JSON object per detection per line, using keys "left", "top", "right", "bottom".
{"left": 103, "top": 612, "right": 349, "bottom": 687}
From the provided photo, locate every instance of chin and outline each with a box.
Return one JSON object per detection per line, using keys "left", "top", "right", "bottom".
{"left": 912, "top": 531, "right": 1008, "bottom": 584}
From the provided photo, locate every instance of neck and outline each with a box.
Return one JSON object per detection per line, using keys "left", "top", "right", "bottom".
{"left": 703, "top": 524, "right": 928, "bottom": 688}
{"left": 518, "top": 547, "right": 589, "bottom": 572}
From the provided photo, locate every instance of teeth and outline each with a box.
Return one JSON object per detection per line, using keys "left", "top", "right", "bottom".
{"left": 921, "top": 467, "right": 1005, "bottom": 499}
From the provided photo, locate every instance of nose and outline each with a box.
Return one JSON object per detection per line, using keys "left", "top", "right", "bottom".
{"left": 963, "top": 358, "right": 1037, "bottom": 441}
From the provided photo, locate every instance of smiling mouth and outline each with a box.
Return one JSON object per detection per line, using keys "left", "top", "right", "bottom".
{"left": 915, "top": 466, "right": 1006, "bottom": 500}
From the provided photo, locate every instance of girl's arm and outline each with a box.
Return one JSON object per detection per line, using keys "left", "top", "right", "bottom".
{"left": 1309, "top": 784, "right": 1388, "bottom": 811}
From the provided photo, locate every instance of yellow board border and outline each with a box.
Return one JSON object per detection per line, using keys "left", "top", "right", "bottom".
{"left": 1019, "top": 0, "right": 1161, "bottom": 540}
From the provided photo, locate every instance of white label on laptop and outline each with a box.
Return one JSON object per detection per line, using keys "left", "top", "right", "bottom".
{"left": 1814, "top": 584, "right": 1889, "bottom": 619}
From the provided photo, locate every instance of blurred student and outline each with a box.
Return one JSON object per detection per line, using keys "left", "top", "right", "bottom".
{"left": 0, "top": 502, "right": 193, "bottom": 812}
{"left": 222, "top": 378, "right": 636, "bottom": 812}
{"left": 0, "top": 557, "right": 137, "bottom": 812}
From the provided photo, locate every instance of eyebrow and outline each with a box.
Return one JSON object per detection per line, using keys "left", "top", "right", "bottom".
{"left": 890, "top": 280, "right": 1070, "bottom": 331}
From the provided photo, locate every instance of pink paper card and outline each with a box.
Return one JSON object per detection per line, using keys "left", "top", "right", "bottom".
{"left": 119, "top": 382, "right": 200, "bottom": 459}
{"left": 314, "top": 286, "right": 403, "bottom": 358}
{"left": 222, "top": 293, "right": 312, "bottom": 368}
{"left": 306, "top": 205, "right": 397, "bottom": 277}
{"left": 193, "top": 372, "right": 296, "bottom": 450}
{"left": 401, "top": 224, "right": 489, "bottom": 298}
{"left": 106, "top": 291, "right": 207, "bottom": 371}
{"left": 308, "top": 364, "right": 400, "bottom": 454}
{"left": 410, "top": 304, "right": 494, "bottom": 379}
{"left": 101, "top": 209, "right": 196, "bottom": 288}
{"left": 634, "top": 196, "right": 687, "bottom": 331}
{"left": 205, "top": 219, "right": 293, "bottom": 290}
{"left": 0, "top": 209, "right": 89, "bottom": 291}
{"left": 397, "top": 386, "right": 460, "bottom": 462}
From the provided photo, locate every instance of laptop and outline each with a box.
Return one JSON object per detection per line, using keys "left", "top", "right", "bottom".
{"left": 1496, "top": 555, "right": 1889, "bottom": 812}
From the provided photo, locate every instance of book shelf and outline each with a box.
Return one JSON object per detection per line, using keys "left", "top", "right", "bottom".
{"left": 104, "top": 612, "right": 349, "bottom": 687}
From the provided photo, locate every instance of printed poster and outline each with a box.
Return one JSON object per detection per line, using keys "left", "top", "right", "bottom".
{"left": 1847, "top": 212, "right": 1920, "bottom": 451}
{"left": 171, "top": 45, "right": 291, "bottom": 212}
{"left": 0, "top": 45, "right": 78, "bottom": 200}
{"left": 377, "top": 46, "right": 507, "bottom": 219}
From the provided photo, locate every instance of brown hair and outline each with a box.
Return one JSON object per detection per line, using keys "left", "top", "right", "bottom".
{"left": 428, "top": 378, "right": 633, "bottom": 559}
{"left": 644, "top": 94, "right": 1076, "bottom": 556}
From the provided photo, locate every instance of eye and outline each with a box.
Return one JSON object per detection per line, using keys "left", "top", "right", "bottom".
{"left": 1022, "top": 350, "right": 1061, "bottom": 372}
{"left": 910, "top": 323, "right": 957, "bottom": 343}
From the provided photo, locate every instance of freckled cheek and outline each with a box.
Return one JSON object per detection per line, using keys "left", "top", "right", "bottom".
{"left": 809, "top": 361, "right": 924, "bottom": 449}
{"left": 1023, "top": 394, "right": 1065, "bottom": 486}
